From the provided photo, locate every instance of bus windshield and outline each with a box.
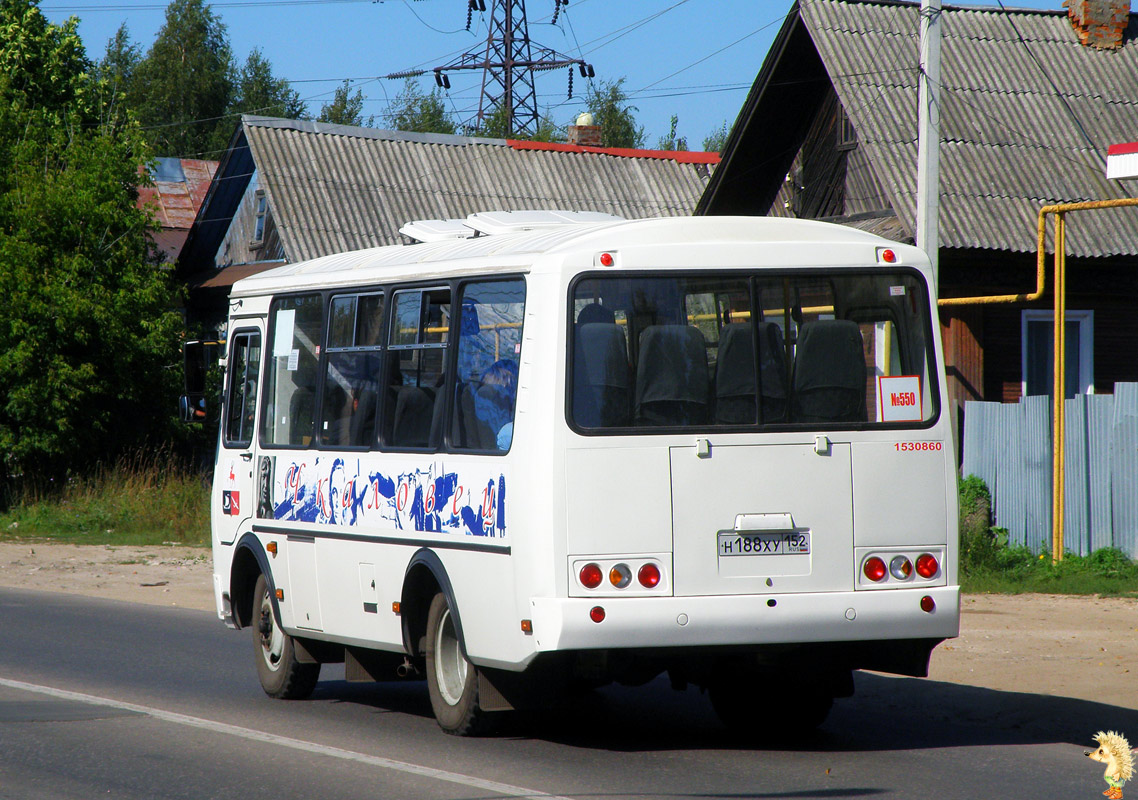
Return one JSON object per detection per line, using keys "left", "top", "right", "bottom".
{"left": 570, "top": 270, "right": 938, "bottom": 431}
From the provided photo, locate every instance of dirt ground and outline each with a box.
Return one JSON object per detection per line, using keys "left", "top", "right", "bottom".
{"left": 1, "top": 541, "right": 1136, "bottom": 710}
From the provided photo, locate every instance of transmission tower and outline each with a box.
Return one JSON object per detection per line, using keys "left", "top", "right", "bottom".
{"left": 433, "top": 0, "right": 594, "bottom": 137}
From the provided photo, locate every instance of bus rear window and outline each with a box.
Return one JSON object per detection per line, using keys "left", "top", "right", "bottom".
{"left": 569, "top": 272, "right": 937, "bottom": 431}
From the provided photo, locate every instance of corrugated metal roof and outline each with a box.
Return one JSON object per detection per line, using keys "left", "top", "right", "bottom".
{"left": 138, "top": 157, "right": 218, "bottom": 230}
{"left": 710, "top": 0, "right": 1138, "bottom": 256}
{"left": 238, "top": 117, "right": 714, "bottom": 264}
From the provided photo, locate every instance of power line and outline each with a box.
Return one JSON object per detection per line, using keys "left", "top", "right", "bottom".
{"left": 45, "top": 0, "right": 379, "bottom": 10}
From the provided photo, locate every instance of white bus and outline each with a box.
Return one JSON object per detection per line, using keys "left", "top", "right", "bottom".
{"left": 203, "top": 214, "right": 959, "bottom": 736}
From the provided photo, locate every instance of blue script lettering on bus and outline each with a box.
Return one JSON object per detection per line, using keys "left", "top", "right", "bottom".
{"left": 273, "top": 456, "right": 506, "bottom": 537}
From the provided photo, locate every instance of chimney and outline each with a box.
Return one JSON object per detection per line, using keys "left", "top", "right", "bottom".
{"left": 1065, "top": 0, "right": 1131, "bottom": 50}
{"left": 567, "top": 112, "right": 602, "bottom": 147}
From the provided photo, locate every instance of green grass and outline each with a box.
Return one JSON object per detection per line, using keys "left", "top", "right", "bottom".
{"left": 958, "top": 474, "right": 1138, "bottom": 596}
{"left": 961, "top": 545, "right": 1138, "bottom": 595}
{"left": 0, "top": 451, "right": 211, "bottom": 548}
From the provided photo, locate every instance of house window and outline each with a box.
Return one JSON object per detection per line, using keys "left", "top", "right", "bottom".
{"left": 1021, "top": 310, "right": 1093, "bottom": 398}
{"left": 836, "top": 108, "right": 857, "bottom": 152}
{"left": 250, "top": 189, "right": 268, "bottom": 248}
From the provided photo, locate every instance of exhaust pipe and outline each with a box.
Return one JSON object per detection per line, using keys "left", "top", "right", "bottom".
{"left": 396, "top": 657, "right": 421, "bottom": 679}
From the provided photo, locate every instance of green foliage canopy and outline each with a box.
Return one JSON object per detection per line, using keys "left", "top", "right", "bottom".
{"left": 0, "top": 0, "right": 182, "bottom": 485}
{"left": 130, "top": 0, "right": 235, "bottom": 156}
{"left": 584, "top": 78, "right": 645, "bottom": 149}
{"left": 656, "top": 114, "right": 689, "bottom": 152}
{"left": 232, "top": 48, "right": 305, "bottom": 120}
{"left": 384, "top": 78, "right": 455, "bottom": 134}
{"left": 702, "top": 120, "right": 731, "bottom": 154}
{"left": 318, "top": 80, "right": 372, "bottom": 127}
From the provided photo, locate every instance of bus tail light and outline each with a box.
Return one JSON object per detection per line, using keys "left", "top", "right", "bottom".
{"left": 920, "top": 595, "right": 936, "bottom": 613}
{"left": 609, "top": 563, "right": 631, "bottom": 588}
{"left": 889, "top": 555, "right": 912, "bottom": 580}
{"left": 916, "top": 553, "right": 939, "bottom": 579}
{"left": 590, "top": 606, "right": 606, "bottom": 623}
{"left": 863, "top": 557, "right": 887, "bottom": 582}
{"left": 579, "top": 563, "right": 603, "bottom": 589}
{"left": 857, "top": 548, "right": 944, "bottom": 588}
{"left": 638, "top": 563, "right": 661, "bottom": 588}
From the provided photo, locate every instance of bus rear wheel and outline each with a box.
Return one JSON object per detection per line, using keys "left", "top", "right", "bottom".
{"left": 253, "top": 573, "right": 320, "bottom": 700}
{"left": 425, "top": 592, "right": 492, "bottom": 735}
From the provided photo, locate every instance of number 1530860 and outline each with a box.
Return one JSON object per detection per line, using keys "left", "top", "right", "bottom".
{"left": 717, "top": 531, "right": 810, "bottom": 557}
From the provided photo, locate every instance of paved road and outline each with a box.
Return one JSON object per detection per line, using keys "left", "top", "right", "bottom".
{"left": 0, "top": 587, "right": 1132, "bottom": 799}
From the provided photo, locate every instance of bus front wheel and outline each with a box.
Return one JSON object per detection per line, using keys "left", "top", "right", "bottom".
{"left": 425, "top": 592, "right": 491, "bottom": 735}
{"left": 253, "top": 573, "right": 320, "bottom": 700}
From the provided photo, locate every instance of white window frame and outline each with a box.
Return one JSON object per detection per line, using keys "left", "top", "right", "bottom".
{"left": 1020, "top": 309, "right": 1094, "bottom": 397}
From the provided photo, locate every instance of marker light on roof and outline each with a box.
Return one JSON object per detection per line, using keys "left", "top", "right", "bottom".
{"left": 877, "top": 247, "right": 898, "bottom": 264}
{"left": 599, "top": 252, "right": 615, "bottom": 267}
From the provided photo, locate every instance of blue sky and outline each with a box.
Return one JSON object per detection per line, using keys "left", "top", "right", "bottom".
{"left": 42, "top": 0, "right": 1062, "bottom": 157}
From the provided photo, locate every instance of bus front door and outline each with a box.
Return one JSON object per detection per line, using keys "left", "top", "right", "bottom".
{"left": 215, "top": 325, "right": 264, "bottom": 545}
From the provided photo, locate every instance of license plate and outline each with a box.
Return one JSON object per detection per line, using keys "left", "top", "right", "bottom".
{"left": 717, "top": 531, "right": 810, "bottom": 557}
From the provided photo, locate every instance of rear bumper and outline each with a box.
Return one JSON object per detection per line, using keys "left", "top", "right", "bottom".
{"left": 530, "top": 586, "right": 959, "bottom": 652}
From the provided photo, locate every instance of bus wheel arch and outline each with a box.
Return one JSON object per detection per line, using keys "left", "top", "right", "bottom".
{"left": 231, "top": 533, "right": 275, "bottom": 631}
{"left": 401, "top": 550, "right": 492, "bottom": 735}
{"left": 400, "top": 549, "right": 463, "bottom": 659}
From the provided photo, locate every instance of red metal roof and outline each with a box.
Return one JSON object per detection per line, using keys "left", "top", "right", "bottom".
{"left": 138, "top": 158, "right": 219, "bottom": 230}
{"left": 506, "top": 139, "right": 720, "bottom": 164}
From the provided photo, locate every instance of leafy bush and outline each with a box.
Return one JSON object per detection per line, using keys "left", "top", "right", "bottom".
{"left": 957, "top": 474, "right": 1138, "bottom": 594}
{"left": 958, "top": 474, "right": 1003, "bottom": 572}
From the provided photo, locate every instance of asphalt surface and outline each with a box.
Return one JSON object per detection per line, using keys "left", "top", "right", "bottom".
{"left": 0, "top": 586, "right": 1131, "bottom": 799}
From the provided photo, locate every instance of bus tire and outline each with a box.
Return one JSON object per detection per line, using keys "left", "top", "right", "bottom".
{"left": 425, "top": 592, "right": 490, "bottom": 736}
{"left": 253, "top": 573, "right": 320, "bottom": 700}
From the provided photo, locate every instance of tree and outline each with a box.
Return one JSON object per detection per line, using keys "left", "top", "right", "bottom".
{"left": 93, "top": 23, "right": 141, "bottom": 128}
{"left": 317, "top": 80, "right": 372, "bottom": 127}
{"left": 702, "top": 120, "right": 731, "bottom": 154}
{"left": 231, "top": 48, "right": 305, "bottom": 120}
{"left": 529, "top": 113, "right": 563, "bottom": 143}
{"left": 96, "top": 24, "right": 141, "bottom": 97}
{"left": 131, "top": 0, "right": 235, "bottom": 156}
{"left": 584, "top": 78, "right": 645, "bottom": 149}
{"left": 383, "top": 78, "right": 455, "bottom": 134}
{"left": 0, "top": 0, "right": 182, "bottom": 486}
{"left": 473, "top": 101, "right": 511, "bottom": 138}
{"left": 656, "top": 114, "right": 689, "bottom": 152}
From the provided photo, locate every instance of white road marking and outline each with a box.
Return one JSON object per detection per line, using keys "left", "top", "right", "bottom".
{"left": 0, "top": 676, "right": 573, "bottom": 800}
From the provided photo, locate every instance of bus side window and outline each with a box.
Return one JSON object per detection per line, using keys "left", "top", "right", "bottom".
{"left": 383, "top": 288, "right": 450, "bottom": 449}
{"left": 321, "top": 293, "right": 384, "bottom": 448}
{"left": 450, "top": 279, "right": 525, "bottom": 451}
{"left": 223, "top": 331, "right": 261, "bottom": 448}
{"left": 262, "top": 294, "right": 323, "bottom": 447}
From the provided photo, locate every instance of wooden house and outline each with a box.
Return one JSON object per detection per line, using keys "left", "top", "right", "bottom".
{"left": 698, "top": 0, "right": 1138, "bottom": 423}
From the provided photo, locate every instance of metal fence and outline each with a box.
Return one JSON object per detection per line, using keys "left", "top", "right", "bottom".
{"left": 961, "top": 383, "right": 1138, "bottom": 556}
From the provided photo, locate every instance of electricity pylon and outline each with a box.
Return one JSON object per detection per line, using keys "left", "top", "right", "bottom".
{"left": 433, "top": 0, "right": 594, "bottom": 137}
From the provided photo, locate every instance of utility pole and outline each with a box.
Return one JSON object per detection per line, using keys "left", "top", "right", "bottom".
{"left": 433, "top": 0, "right": 593, "bottom": 137}
{"left": 916, "top": 0, "right": 942, "bottom": 283}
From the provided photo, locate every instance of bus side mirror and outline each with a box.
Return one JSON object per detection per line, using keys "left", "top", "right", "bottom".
{"left": 180, "top": 394, "right": 207, "bottom": 423}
